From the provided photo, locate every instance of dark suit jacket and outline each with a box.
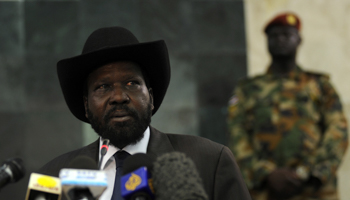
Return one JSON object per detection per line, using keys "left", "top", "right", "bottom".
{"left": 38, "top": 126, "right": 251, "bottom": 200}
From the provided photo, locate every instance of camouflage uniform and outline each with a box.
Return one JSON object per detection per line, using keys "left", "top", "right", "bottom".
{"left": 228, "top": 66, "right": 348, "bottom": 200}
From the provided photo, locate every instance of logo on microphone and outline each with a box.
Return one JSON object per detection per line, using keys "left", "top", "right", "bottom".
{"left": 27, "top": 173, "right": 62, "bottom": 196}
{"left": 38, "top": 176, "right": 58, "bottom": 188}
{"left": 121, "top": 166, "right": 154, "bottom": 199}
{"left": 125, "top": 173, "right": 142, "bottom": 191}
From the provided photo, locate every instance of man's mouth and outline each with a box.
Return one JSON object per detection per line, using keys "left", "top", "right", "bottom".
{"left": 108, "top": 110, "right": 133, "bottom": 122}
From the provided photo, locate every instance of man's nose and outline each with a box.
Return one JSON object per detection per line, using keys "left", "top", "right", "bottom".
{"left": 109, "top": 86, "right": 130, "bottom": 104}
{"left": 276, "top": 34, "right": 287, "bottom": 42}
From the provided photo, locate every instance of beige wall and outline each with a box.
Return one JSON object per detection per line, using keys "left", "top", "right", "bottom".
{"left": 244, "top": 0, "right": 350, "bottom": 199}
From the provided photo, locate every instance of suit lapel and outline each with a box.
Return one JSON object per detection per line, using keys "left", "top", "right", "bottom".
{"left": 147, "top": 126, "right": 174, "bottom": 161}
{"left": 82, "top": 139, "right": 100, "bottom": 163}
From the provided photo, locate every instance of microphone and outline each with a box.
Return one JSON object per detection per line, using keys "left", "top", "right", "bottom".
{"left": 25, "top": 173, "right": 62, "bottom": 200}
{"left": 59, "top": 156, "right": 107, "bottom": 200}
{"left": 121, "top": 153, "right": 155, "bottom": 200}
{"left": 152, "top": 152, "right": 208, "bottom": 200}
{"left": 0, "top": 157, "right": 25, "bottom": 190}
{"left": 98, "top": 139, "right": 110, "bottom": 170}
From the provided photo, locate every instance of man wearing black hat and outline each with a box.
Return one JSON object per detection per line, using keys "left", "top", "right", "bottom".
{"left": 228, "top": 13, "right": 348, "bottom": 200}
{"left": 38, "top": 27, "right": 251, "bottom": 200}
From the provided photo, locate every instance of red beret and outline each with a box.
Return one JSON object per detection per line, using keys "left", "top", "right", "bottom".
{"left": 264, "top": 12, "right": 301, "bottom": 33}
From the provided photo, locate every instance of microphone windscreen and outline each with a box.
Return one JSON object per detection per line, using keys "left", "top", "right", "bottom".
{"left": 67, "top": 156, "right": 98, "bottom": 170}
{"left": 122, "top": 153, "right": 155, "bottom": 175}
{"left": 152, "top": 152, "right": 208, "bottom": 200}
{"left": 3, "top": 157, "right": 26, "bottom": 182}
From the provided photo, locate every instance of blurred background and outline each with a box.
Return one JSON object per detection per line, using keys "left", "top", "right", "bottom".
{"left": 0, "top": 0, "right": 349, "bottom": 199}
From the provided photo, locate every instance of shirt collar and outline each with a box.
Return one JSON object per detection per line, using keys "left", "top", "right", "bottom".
{"left": 98, "top": 126, "right": 150, "bottom": 169}
{"left": 266, "top": 65, "right": 304, "bottom": 80}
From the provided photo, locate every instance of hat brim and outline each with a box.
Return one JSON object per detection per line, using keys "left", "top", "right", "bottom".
{"left": 57, "top": 40, "right": 170, "bottom": 123}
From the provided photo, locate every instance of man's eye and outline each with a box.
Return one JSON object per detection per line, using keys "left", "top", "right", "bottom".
{"left": 126, "top": 81, "right": 139, "bottom": 86}
{"left": 97, "top": 84, "right": 109, "bottom": 90}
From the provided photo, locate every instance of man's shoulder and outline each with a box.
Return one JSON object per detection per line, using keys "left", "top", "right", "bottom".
{"left": 166, "top": 132, "right": 219, "bottom": 143}
{"left": 37, "top": 140, "right": 99, "bottom": 177}
{"left": 154, "top": 131, "right": 250, "bottom": 200}
{"left": 162, "top": 132, "right": 235, "bottom": 169}
{"left": 165, "top": 133, "right": 226, "bottom": 154}
{"left": 149, "top": 127, "right": 230, "bottom": 163}
{"left": 302, "top": 69, "right": 330, "bottom": 80}
{"left": 236, "top": 74, "right": 267, "bottom": 88}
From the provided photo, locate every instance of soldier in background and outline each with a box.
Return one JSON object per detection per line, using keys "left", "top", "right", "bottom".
{"left": 228, "top": 12, "right": 348, "bottom": 200}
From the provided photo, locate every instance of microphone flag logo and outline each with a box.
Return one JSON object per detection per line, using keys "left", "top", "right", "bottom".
{"left": 26, "top": 173, "right": 62, "bottom": 199}
{"left": 125, "top": 173, "right": 142, "bottom": 191}
{"left": 121, "top": 167, "right": 154, "bottom": 199}
{"left": 37, "top": 176, "right": 58, "bottom": 188}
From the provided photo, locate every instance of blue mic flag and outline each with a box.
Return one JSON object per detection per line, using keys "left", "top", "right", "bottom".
{"left": 121, "top": 167, "right": 154, "bottom": 199}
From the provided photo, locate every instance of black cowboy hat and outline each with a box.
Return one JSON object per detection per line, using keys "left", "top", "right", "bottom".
{"left": 57, "top": 26, "right": 171, "bottom": 123}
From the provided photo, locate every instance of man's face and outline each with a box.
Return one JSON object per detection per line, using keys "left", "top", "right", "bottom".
{"left": 267, "top": 25, "right": 301, "bottom": 57}
{"left": 84, "top": 61, "right": 154, "bottom": 149}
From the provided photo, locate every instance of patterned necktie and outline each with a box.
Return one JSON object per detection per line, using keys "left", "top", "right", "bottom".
{"left": 111, "top": 150, "right": 130, "bottom": 200}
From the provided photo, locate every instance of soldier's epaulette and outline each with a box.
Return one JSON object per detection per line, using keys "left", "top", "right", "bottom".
{"left": 304, "top": 71, "right": 330, "bottom": 80}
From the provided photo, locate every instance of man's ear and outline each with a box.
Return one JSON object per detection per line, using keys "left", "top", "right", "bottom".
{"left": 83, "top": 96, "right": 89, "bottom": 118}
{"left": 297, "top": 32, "right": 302, "bottom": 45}
{"left": 149, "top": 88, "right": 154, "bottom": 110}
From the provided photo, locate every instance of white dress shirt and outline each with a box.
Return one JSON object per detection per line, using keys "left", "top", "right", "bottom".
{"left": 98, "top": 126, "right": 150, "bottom": 200}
